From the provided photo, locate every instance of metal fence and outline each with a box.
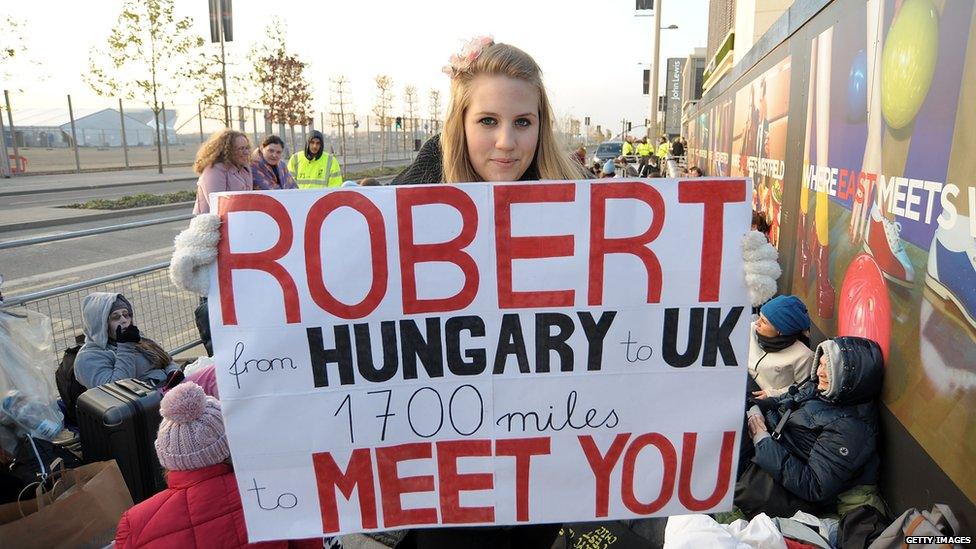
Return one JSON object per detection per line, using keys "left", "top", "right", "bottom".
{"left": 1, "top": 215, "right": 204, "bottom": 365}
{"left": 0, "top": 88, "right": 434, "bottom": 176}
{"left": 2, "top": 263, "right": 201, "bottom": 366}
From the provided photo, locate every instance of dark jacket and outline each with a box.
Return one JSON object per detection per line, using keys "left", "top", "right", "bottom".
{"left": 753, "top": 336, "right": 884, "bottom": 504}
{"left": 391, "top": 134, "right": 544, "bottom": 185}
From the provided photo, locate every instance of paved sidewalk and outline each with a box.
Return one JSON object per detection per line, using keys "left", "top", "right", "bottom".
{"left": 0, "top": 202, "right": 194, "bottom": 234}
{"left": 0, "top": 166, "right": 197, "bottom": 197}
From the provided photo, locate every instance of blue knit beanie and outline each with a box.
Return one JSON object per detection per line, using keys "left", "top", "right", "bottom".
{"left": 603, "top": 159, "right": 615, "bottom": 175}
{"left": 760, "top": 295, "right": 810, "bottom": 335}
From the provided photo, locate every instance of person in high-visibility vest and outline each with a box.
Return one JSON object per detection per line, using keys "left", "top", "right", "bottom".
{"left": 622, "top": 137, "right": 634, "bottom": 157}
{"left": 656, "top": 136, "right": 675, "bottom": 177}
{"left": 655, "top": 136, "right": 670, "bottom": 159}
{"left": 636, "top": 137, "right": 653, "bottom": 176}
{"left": 287, "top": 130, "right": 342, "bottom": 188}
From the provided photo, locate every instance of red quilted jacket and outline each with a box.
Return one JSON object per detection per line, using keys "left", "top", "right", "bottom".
{"left": 114, "top": 463, "right": 321, "bottom": 548}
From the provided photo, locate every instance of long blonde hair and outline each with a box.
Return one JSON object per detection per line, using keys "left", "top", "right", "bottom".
{"left": 193, "top": 128, "right": 248, "bottom": 174}
{"left": 441, "top": 42, "right": 586, "bottom": 183}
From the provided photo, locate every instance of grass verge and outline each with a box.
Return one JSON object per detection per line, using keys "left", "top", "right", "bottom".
{"left": 64, "top": 190, "right": 196, "bottom": 210}
{"left": 62, "top": 166, "right": 404, "bottom": 210}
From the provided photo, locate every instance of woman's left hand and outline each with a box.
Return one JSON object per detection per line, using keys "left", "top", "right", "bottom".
{"left": 747, "top": 414, "right": 768, "bottom": 438}
{"left": 751, "top": 390, "right": 768, "bottom": 400}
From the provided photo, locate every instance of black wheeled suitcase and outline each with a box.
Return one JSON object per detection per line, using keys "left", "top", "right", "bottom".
{"left": 76, "top": 378, "right": 166, "bottom": 503}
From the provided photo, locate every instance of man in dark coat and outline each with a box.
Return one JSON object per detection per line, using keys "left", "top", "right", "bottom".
{"left": 737, "top": 336, "right": 885, "bottom": 517}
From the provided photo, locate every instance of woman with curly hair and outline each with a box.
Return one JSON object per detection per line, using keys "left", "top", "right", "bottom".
{"left": 192, "top": 129, "right": 253, "bottom": 214}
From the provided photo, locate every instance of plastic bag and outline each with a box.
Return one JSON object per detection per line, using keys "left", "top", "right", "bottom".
{"left": 0, "top": 309, "right": 64, "bottom": 451}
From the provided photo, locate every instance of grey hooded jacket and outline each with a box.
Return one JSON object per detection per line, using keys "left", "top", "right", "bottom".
{"left": 74, "top": 292, "right": 176, "bottom": 389}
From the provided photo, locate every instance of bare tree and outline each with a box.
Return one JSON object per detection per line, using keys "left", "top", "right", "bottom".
{"left": 330, "top": 75, "right": 352, "bottom": 165}
{"left": 403, "top": 85, "right": 417, "bottom": 151}
{"left": 187, "top": 42, "right": 254, "bottom": 125}
{"left": 85, "top": 0, "right": 204, "bottom": 173}
{"left": 373, "top": 75, "right": 393, "bottom": 168}
{"left": 428, "top": 89, "right": 442, "bottom": 134}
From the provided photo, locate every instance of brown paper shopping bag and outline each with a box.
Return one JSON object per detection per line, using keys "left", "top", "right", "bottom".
{"left": 0, "top": 459, "right": 134, "bottom": 548}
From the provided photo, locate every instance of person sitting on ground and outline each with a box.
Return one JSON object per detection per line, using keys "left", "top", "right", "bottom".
{"left": 590, "top": 160, "right": 602, "bottom": 177}
{"left": 687, "top": 166, "right": 703, "bottom": 177}
{"left": 614, "top": 155, "right": 638, "bottom": 177}
{"left": 752, "top": 210, "right": 771, "bottom": 240}
{"left": 737, "top": 335, "right": 884, "bottom": 519}
{"left": 250, "top": 135, "right": 297, "bottom": 190}
{"left": 359, "top": 177, "right": 381, "bottom": 186}
{"left": 114, "top": 382, "right": 320, "bottom": 548}
{"left": 748, "top": 295, "right": 814, "bottom": 400}
{"left": 74, "top": 293, "right": 179, "bottom": 389}
{"left": 192, "top": 129, "right": 253, "bottom": 215}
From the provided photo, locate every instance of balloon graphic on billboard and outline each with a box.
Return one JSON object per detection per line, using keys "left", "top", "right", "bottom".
{"left": 880, "top": 0, "right": 939, "bottom": 129}
{"left": 847, "top": 49, "right": 868, "bottom": 122}
{"left": 838, "top": 254, "right": 892, "bottom": 363}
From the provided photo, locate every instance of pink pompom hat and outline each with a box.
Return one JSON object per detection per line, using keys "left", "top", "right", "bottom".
{"left": 154, "top": 382, "right": 230, "bottom": 471}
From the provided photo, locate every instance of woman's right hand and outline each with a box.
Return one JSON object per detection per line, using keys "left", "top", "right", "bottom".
{"left": 169, "top": 214, "right": 221, "bottom": 296}
{"left": 751, "top": 389, "right": 768, "bottom": 400}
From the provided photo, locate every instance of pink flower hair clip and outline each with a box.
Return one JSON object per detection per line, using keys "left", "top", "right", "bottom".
{"left": 442, "top": 35, "right": 495, "bottom": 78}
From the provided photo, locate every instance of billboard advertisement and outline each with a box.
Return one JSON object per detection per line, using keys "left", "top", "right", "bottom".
{"left": 686, "top": 0, "right": 976, "bottom": 515}
{"left": 731, "top": 57, "right": 791, "bottom": 246}
{"left": 793, "top": 0, "right": 976, "bottom": 503}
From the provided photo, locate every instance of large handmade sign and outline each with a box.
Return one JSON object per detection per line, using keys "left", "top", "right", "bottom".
{"left": 207, "top": 178, "right": 753, "bottom": 541}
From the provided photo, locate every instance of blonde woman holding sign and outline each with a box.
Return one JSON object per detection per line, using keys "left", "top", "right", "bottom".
{"left": 169, "top": 37, "right": 783, "bottom": 548}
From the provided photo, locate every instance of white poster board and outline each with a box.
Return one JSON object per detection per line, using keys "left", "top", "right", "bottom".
{"left": 207, "top": 178, "right": 753, "bottom": 541}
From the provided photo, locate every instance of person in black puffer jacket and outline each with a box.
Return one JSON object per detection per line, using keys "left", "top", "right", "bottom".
{"left": 737, "top": 335, "right": 884, "bottom": 518}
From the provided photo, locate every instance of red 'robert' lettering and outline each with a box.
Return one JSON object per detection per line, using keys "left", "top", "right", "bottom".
{"left": 216, "top": 180, "right": 747, "bottom": 323}
{"left": 588, "top": 182, "right": 666, "bottom": 306}
{"left": 217, "top": 194, "right": 301, "bottom": 325}
{"left": 396, "top": 186, "right": 480, "bottom": 314}
{"left": 494, "top": 183, "right": 577, "bottom": 308}
{"left": 306, "top": 192, "right": 389, "bottom": 319}
{"left": 678, "top": 180, "right": 745, "bottom": 302}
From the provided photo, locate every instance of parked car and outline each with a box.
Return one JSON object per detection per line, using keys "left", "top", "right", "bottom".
{"left": 591, "top": 141, "right": 624, "bottom": 166}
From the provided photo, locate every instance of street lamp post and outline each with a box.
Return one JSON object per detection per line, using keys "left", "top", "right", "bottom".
{"left": 650, "top": 0, "right": 663, "bottom": 138}
{"left": 648, "top": 6, "right": 679, "bottom": 137}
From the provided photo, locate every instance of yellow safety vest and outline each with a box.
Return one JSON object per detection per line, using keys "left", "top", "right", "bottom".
{"left": 287, "top": 151, "right": 343, "bottom": 189}
{"left": 636, "top": 143, "right": 653, "bottom": 157}
{"left": 656, "top": 143, "right": 670, "bottom": 158}
{"left": 622, "top": 142, "right": 634, "bottom": 156}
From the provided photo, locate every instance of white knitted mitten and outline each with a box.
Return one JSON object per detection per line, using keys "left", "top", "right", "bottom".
{"left": 169, "top": 214, "right": 221, "bottom": 296}
{"left": 742, "top": 230, "right": 781, "bottom": 306}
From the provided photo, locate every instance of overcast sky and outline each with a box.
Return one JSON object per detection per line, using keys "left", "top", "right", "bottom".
{"left": 3, "top": 0, "right": 708, "bottom": 134}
